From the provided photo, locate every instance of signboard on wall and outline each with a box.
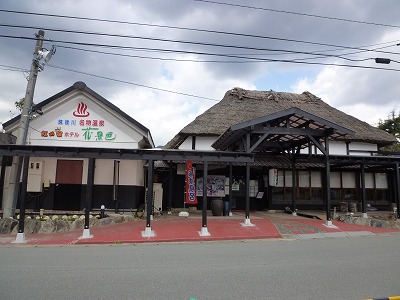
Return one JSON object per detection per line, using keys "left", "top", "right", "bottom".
{"left": 196, "top": 175, "right": 225, "bottom": 197}
{"left": 39, "top": 101, "right": 117, "bottom": 143}
{"left": 269, "top": 169, "right": 278, "bottom": 186}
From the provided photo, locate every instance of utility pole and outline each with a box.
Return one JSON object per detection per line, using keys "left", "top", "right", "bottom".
{"left": 2, "top": 30, "right": 45, "bottom": 218}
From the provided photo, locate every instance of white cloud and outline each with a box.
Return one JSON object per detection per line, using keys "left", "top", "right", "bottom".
{"left": 111, "top": 58, "right": 256, "bottom": 145}
{"left": 292, "top": 62, "right": 400, "bottom": 127}
{"left": 2, "top": 0, "right": 400, "bottom": 142}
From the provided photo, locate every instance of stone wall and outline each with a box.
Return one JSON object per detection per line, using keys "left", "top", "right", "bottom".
{"left": 0, "top": 215, "right": 135, "bottom": 235}
{"left": 337, "top": 214, "right": 400, "bottom": 229}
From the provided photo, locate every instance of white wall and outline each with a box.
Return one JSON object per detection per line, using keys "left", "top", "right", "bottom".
{"left": 329, "top": 141, "right": 348, "bottom": 155}
{"left": 298, "top": 141, "right": 378, "bottom": 156}
{"left": 94, "top": 159, "right": 145, "bottom": 185}
{"left": 27, "top": 157, "right": 88, "bottom": 184}
{"left": 178, "top": 136, "right": 218, "bottom": 150}
{"left": 179, "top": 134, "right": 381, "bottom": 157}
{"left": 348, "top": 142, "right": 378, "bottom": 156}
{"left": 14, "top": 91, "right": 146, "bottom": 149}
{"left": 195, "top": 137, "right": 217, "bottom": 150}
{"left": 178, "top": 137, "right": 193, "bottom": 150}
{"left": 27, "top": 157, "right": 145, "bottom": 186}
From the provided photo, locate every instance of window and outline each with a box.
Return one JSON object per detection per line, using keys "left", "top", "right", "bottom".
{"left": 364, "top": 173, "right": 374, "bottom": 188}
{"left": 277, "top": 170, "right": 284, "bottom": 187}
{"left": 342, "top": 173, "right": 356, "bottom": 188}
{"left": 285, "top": 171, "right": 292, "bottom": 187}
{"left": 311, "top": 171, "right": 322, "bottom": 187}
{"left": 375, "top": 173, "right": 388, "bottom": 189}
{"left": 299, "top": 171, "right": 309, "bottom": 187}
{"left": 330, "top": 172, "right": 341, "bottom": 188}
{"left": 270, "top": 169, "right": 390, "bottom": 205}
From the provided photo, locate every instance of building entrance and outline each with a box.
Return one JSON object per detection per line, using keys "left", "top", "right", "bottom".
{"left": 53, "top": 160, "right": 83, "bottom": 211}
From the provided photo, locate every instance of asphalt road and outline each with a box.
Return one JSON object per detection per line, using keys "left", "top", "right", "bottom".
{"left": 1, "top": 234, "right": 399, "bottom": 300}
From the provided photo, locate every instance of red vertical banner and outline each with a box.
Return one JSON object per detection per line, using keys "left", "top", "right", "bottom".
{"left": 185, "top": 161, "right": 198, "bottom": 204}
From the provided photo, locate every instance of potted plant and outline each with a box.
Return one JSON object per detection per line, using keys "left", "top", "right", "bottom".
{"left": 136, "top": 204, "right": 145, "bottom": 218}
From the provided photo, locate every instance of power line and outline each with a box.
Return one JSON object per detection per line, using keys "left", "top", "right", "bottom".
{"left": 1, "top": 32, "right": 400, "bottom": 64}
{"left": 57, "top": 45, "right": 255, "bottom": 63}
{"left": 195, "top": 0, "right": 400, "bottom": 29}
{"left": 0, "top": 64, "right": 28, "bottom": 72}
{"left": 46, "top": 64, "right": 220, "bottom": 101}
{"left": 2, "top": 22, "right": 400, "bottom": 67}
{"left": 3, "top": 23, "right": 399, "bottom": 65}
{"left": 0, "top": 10, "right": 398, "bottom": 55}
{"left": 2, "top": 34, "right": 400, "bottom": 71}
{"left": 56, "top": 45, "right": 375, "bottom": 64}
{"left": 6, "top": 26, "right": 357, "bottom": 57}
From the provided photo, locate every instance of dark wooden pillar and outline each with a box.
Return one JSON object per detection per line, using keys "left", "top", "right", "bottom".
{"left": 324, "top": 136, "right": 332, "bottom": 224}
{"left": 146, "top": 159, "right": 154, "bottom": 228}
{"left": 199, "top": 161, "right": 210, "bottom": 236}
{"left": 360, "top": 163, "right": 367, "bottom": 217}
{"left": 84, "top": 157, "right": 95, "bottom": 231}
{"left": 168, "top": 162, "right": 173, "bottom": 213}
{"left": 0, "top": 156, "right": 8, "bottom": 204}
{"left": 229, "top": 163, "right": 233, "bottom": 214}
{"left": 395, "top": 162, "right": 400, "bottom": 219}
{"left": 17, "top": 156, "right": 30, "bottom": 234}
{"left": 291, "top": 158, "right": 297, "bottom": 214}
{"left": 245, "top": 162, "right": 250, "bottom": 219}
{"left": 202, "top": 161, "right": 208, "bottom": 228}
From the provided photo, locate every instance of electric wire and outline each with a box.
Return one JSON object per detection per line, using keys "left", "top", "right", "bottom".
{"left": 0, "top": 64, "right": 28, "bottom": 72}
{"left": 1, "top": 9, "right": 399, "bottom": 103}
{"left": 57, "top": 45, "right": 254, "bottom": 63}
{"left": 46, "top": 64, "right": 220, "bottom": 101}
{"left": 56, "top": 44, "right": 376, "bottom": 64}
{"left": 194, "top": 0, "right": 400, "bottom": 29}
{"left": 2, "top": 6, "right": 400, "bottom": 67}
{"left": 31, "top": 45, "right": 400, "bottom": 71}
{"left": 2, "top": 22, "right": 400, "bottom": 68}
{"left": 1, "top": 34, "right": 400, "bottom": 66}
{"left": 0, "top": 10, "right": 398, "bottom": 55}
{"left": 1, "top": 23, "right": 400, "bottom": 58}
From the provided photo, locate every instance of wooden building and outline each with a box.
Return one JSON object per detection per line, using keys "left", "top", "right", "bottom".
{"left": 1, "top": 82, "right": 154, "bottom": 212}
{"left": 165, "top": 87, "right": 400, "bottom": 215}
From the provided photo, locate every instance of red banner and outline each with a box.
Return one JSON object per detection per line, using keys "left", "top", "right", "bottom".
{"left": 185, "top": 161, "right": 197, "bottom": 204}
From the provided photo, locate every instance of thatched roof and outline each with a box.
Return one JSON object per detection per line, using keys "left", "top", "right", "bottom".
{"left": 166, "top": 88, "right": 396, "bottom": 149}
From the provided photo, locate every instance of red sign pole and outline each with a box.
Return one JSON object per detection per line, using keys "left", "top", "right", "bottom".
{"left": 185, "top": 161, "right": 197, "bottom": 204}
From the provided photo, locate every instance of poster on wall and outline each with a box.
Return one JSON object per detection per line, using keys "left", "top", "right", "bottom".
{"left": 196, "top": 175, "right": 225, "bottom": 197}
{"left": 231, "top": 180, "right": 240, "bottom": 191}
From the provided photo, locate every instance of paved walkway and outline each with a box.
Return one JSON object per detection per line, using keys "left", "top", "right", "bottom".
{"left": 1, "top": 211, "right": 399, "bottom": 246}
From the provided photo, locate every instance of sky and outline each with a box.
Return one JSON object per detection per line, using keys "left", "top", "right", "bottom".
{"left": 1, "top": 0, "right": 400, "bottom": 146}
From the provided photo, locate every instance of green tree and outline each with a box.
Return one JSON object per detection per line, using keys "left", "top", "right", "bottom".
{"left": 8, "top": 98, "right": 36, "bottom": 118}
{"left": 378, "top": 110, "right": 400, "bottom": 139}
{"left": 378, "top": 110, "right": 400, "bottom": 152}
{"left": 14, "top": 98, "right": 25, "bottom": 111}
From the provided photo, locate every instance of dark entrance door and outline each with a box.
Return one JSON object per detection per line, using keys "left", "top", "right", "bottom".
{"left": 53, "top": 160, "right": 83, "bottom": 211}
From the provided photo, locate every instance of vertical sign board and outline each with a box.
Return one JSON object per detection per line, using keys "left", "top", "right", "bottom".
{"left": 185, "top": 161, "right": 198, "bottom": 204}
{"left": 269, "top": 168, "right": 278, "bottom": 186}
